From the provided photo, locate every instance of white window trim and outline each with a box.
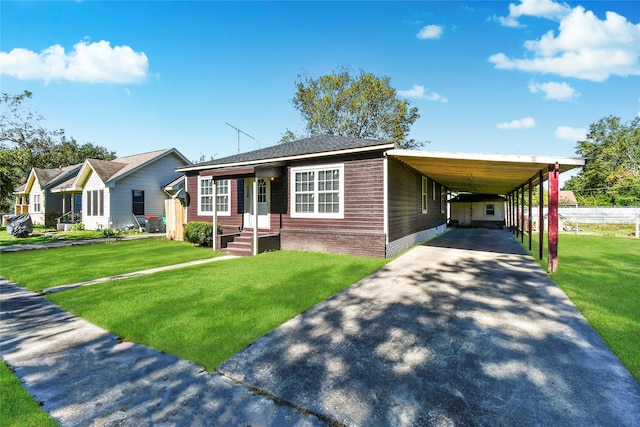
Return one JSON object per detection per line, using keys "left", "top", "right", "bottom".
{"left": 485, "top": 203, "right": 496, "bottom": 216}
{"left": 422, "top": 176, "right": 428, "bottom": 214}
{"left": 216, "top": 179, "right": 231, "bottom": 216}
{"left": 290, "top": 163, "right": 344, "bottom": 219}
{"left": 198, "top": 176, "right": 231, "bottom": 216}
{"left": 32, "top": 194, "right": 41, "bottom": 213}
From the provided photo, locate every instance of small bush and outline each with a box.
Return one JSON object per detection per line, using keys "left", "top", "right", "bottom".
{"left": 184, "top": 221, "right": 214, "bottom": 247}
{"left": 71, "top": 222, "right": 85, "bottom": 231}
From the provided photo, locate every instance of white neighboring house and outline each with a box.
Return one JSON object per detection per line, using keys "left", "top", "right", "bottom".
{"left": 449, "top": 193, "right": 506, "bottom": 229}
{"left": 52, "top": 148, "right": 190, "bottom": 230}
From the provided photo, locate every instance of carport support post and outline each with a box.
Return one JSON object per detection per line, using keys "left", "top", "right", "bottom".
{"left": 539, "top": 170, "right": 544, "bottom": 260}
{"left": 548, "top": 163, "right": 559, "bottom": 272}
{"left": 528, "top": 178, "right": 533, "bottom": 251}
{"left": 515, "top": 190, "right": 519, "bottom": 236}
{"left": 520, "top": 186, "right": 525, "bottom": 243}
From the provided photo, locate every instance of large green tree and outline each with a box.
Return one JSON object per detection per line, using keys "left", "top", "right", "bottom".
{"left": 564, "top": 116, "right": 640, "bottom": 206}
{"left": 1, "top": 90, "right": 116, "bottom": 212}
{"left": 284, "top": 68, "right": 426, "bottom": 149}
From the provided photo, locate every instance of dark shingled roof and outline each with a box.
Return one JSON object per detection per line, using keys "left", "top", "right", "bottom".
{"left": 188, "top": 135, "right": 395, "bottom": 169}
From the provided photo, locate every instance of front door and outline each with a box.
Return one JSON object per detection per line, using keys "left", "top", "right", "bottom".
{"left": 244, "top": 178, "right": 270, "bottom": 229}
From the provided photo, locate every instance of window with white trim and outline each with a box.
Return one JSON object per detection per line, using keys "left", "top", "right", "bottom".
{"left": 198, "top": 177, "right": 230, "bottom": 216}
{"left": 33, "top": 194, "right": 41, "bottom": 212}
{"left": 485, "top": 203, "right": 495, "bottom": 216}
{"left": 432, "top": 180, "right": 437, "bottom": 201}
{"left": 216, "top": 179, "right": 230, "bottom": 215}
{"left": 291, "top": 164, "right": 344, "bottom": 218}
{"left": 421, "top": 176, "right": 428, "bottom": 214}
{"left": 441, "top": 185, "right": 446, "bottom": 214}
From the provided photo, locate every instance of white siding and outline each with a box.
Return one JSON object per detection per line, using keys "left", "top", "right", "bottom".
{"left": 108, "top": 153, "right": 187, "bottom": 228}
{"left": 83, "top": 172, "right": 110, "bottom": 230}
{"left": 29, "top": 179, "right": 45, "bottom": 225}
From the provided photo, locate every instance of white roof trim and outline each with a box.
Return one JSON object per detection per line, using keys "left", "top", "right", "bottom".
{"left": 386, "top": 149, "right": 585, "bottom": 166}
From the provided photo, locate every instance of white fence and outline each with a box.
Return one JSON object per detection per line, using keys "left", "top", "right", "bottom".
{"left": 528, "top": 206, "right": 640, "bottom": 224}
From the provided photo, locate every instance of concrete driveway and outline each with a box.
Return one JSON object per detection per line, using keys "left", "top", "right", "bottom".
{"left": 2, "top": 228, "right": 639, "bottom": 426}
{"left": 219, "top": 228, "right": 640, "bottom": 426}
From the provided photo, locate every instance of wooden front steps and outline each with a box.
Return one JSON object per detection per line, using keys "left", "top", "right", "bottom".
{"left": 220, "top": 229, "right": 280, "bottom": 257}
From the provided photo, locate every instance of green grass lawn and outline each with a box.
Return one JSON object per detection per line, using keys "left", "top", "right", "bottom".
{"left": 0, "top": 228, "right": 113, "bottom": 246}
{"left": 521, "top": 233, "right": 640, "bottom": 382}
{"left": 0, "top": 361, "right": 59, "bottom": 427}
{"left": 0, "top": 238, "right": 219, "bottom": 291}
{"left": 45, "top": 250, "right": 388, "bottom": 370}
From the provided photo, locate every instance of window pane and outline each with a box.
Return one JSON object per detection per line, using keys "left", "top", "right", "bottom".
{"left": 295, "top": 193, "right": 314, "bottom": 213}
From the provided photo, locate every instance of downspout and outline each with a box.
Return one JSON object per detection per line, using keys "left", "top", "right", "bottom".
{"left": 383, "top": 155, "right": 389, "bottom": 248}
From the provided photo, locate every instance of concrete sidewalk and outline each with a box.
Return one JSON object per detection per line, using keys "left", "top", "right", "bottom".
{"left": 0, "top": 279, "right": 324, "bottom": 426}
{"left": 2, "top": 228, "right": 640, "bottom": 426}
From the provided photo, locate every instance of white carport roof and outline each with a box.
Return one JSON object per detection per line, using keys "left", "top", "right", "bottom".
{"left": 387, "top": 149, "right": 585, "bottom": 195}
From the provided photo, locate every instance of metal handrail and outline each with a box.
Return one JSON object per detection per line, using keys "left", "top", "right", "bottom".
{"left": 58, "top": 210, "right": 82, "bottom": 224}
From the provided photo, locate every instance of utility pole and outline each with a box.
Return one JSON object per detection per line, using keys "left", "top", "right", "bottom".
{"left": 225, "top": 122, "right": 256, "bottom": 154}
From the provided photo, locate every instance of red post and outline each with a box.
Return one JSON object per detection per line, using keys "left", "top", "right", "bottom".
{"left": 548, "top": 163, "right": 559, "bottom": 272}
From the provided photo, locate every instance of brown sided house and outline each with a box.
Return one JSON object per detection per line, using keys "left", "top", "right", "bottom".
{"left": 177, "top": 136, "right": 448, "bottom": 258}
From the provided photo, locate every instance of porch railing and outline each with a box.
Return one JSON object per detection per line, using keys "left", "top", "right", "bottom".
{"left": 58, "top": 210, "right": 82, "bottom": 224}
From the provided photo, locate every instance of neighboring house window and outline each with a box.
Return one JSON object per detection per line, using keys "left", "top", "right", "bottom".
{"left": 441, "top": 185, "right": 446, "bottom": 214}
{"left": 87, "top": 190, "right": 104, "bottom": 216}
{"left": 216, "top": 179, "right": 230, "bottom": 216}
{"left": 432, "top": 180, "right": 437, "bottom": 201}
{"left": 33, "top": 194, "right": 41, "bottom": 212}
{"left": 422, "top": 176, "right": 428, "bottom": 214}
{"left": 132, "top": 190, "right": 145, "bottom": 215}
{"left": 291, "top": 164, "right": 344, "bottom": 218}
{"left": 198, "top": 177, "right": 230, "bottom": 216}
{"left": 485, "top": 203, "right": 495, "bottom": 216}
{"left": 87, "top": 191, "right": 92, "bottom": 216}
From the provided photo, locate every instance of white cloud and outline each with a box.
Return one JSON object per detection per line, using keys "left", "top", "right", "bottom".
{"left": 555, "top": 126, "right": 586, "bottom": 141}
{"left": 528, "top": 81, "right": 579, "bottom": 101}
{"left": 398, "top": 84, "right": 448, "bottom": 103}
{"left": 490, "top": 3, "right": 640, "bottom": 81}
{"left": 417, "top": 25, "right": 444, "bottom": 40}
{"left": 496, "top": 0, "right": 571, "bottom": 27}
{"left": 497, "top": 117, "right": 537, "bottom": 129}
{"left": 0, "top": 39, "right": 149, "bottom": 84}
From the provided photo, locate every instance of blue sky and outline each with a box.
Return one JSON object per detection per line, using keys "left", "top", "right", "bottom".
{"left": 1, "top": 0, "right": 639, "bottom": 166}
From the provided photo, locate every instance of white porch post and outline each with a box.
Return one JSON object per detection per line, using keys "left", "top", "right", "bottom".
{"left": 253, "top": 179, "right": 258, "bottom": 256}
{"left": 212, "top": 181, "right": 218, "bottom": 252}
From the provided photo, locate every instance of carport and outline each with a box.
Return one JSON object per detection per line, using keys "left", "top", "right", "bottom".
{"left": 387, "top": 150, "right": 585, "bottom": 272}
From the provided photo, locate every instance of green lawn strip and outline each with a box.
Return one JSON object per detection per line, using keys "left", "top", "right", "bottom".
{"left": 0, "top": 360, "right": 60, "bottom": 427}
{"left": 520, "top": 233, "right": 640, "bottom": 382}
{"left": 0, "top": 229, "right": 108, "bottom": 246}
{"left": 0, "top": 238, "right": 219, "bottom": 291}
{"left": 46, "top": 251, "right": 388, "bottom": 371}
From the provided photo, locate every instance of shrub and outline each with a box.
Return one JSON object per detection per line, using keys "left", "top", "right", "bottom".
{"left": 71, "top": 222, "right": 85, "bottom": 232}
{"left": 184, "top": 221, "right": 214, "bottom": 247}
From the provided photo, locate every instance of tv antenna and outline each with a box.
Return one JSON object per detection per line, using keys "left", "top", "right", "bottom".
{"left": 225, "top": 122, "right": 256, "bottom": 154}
